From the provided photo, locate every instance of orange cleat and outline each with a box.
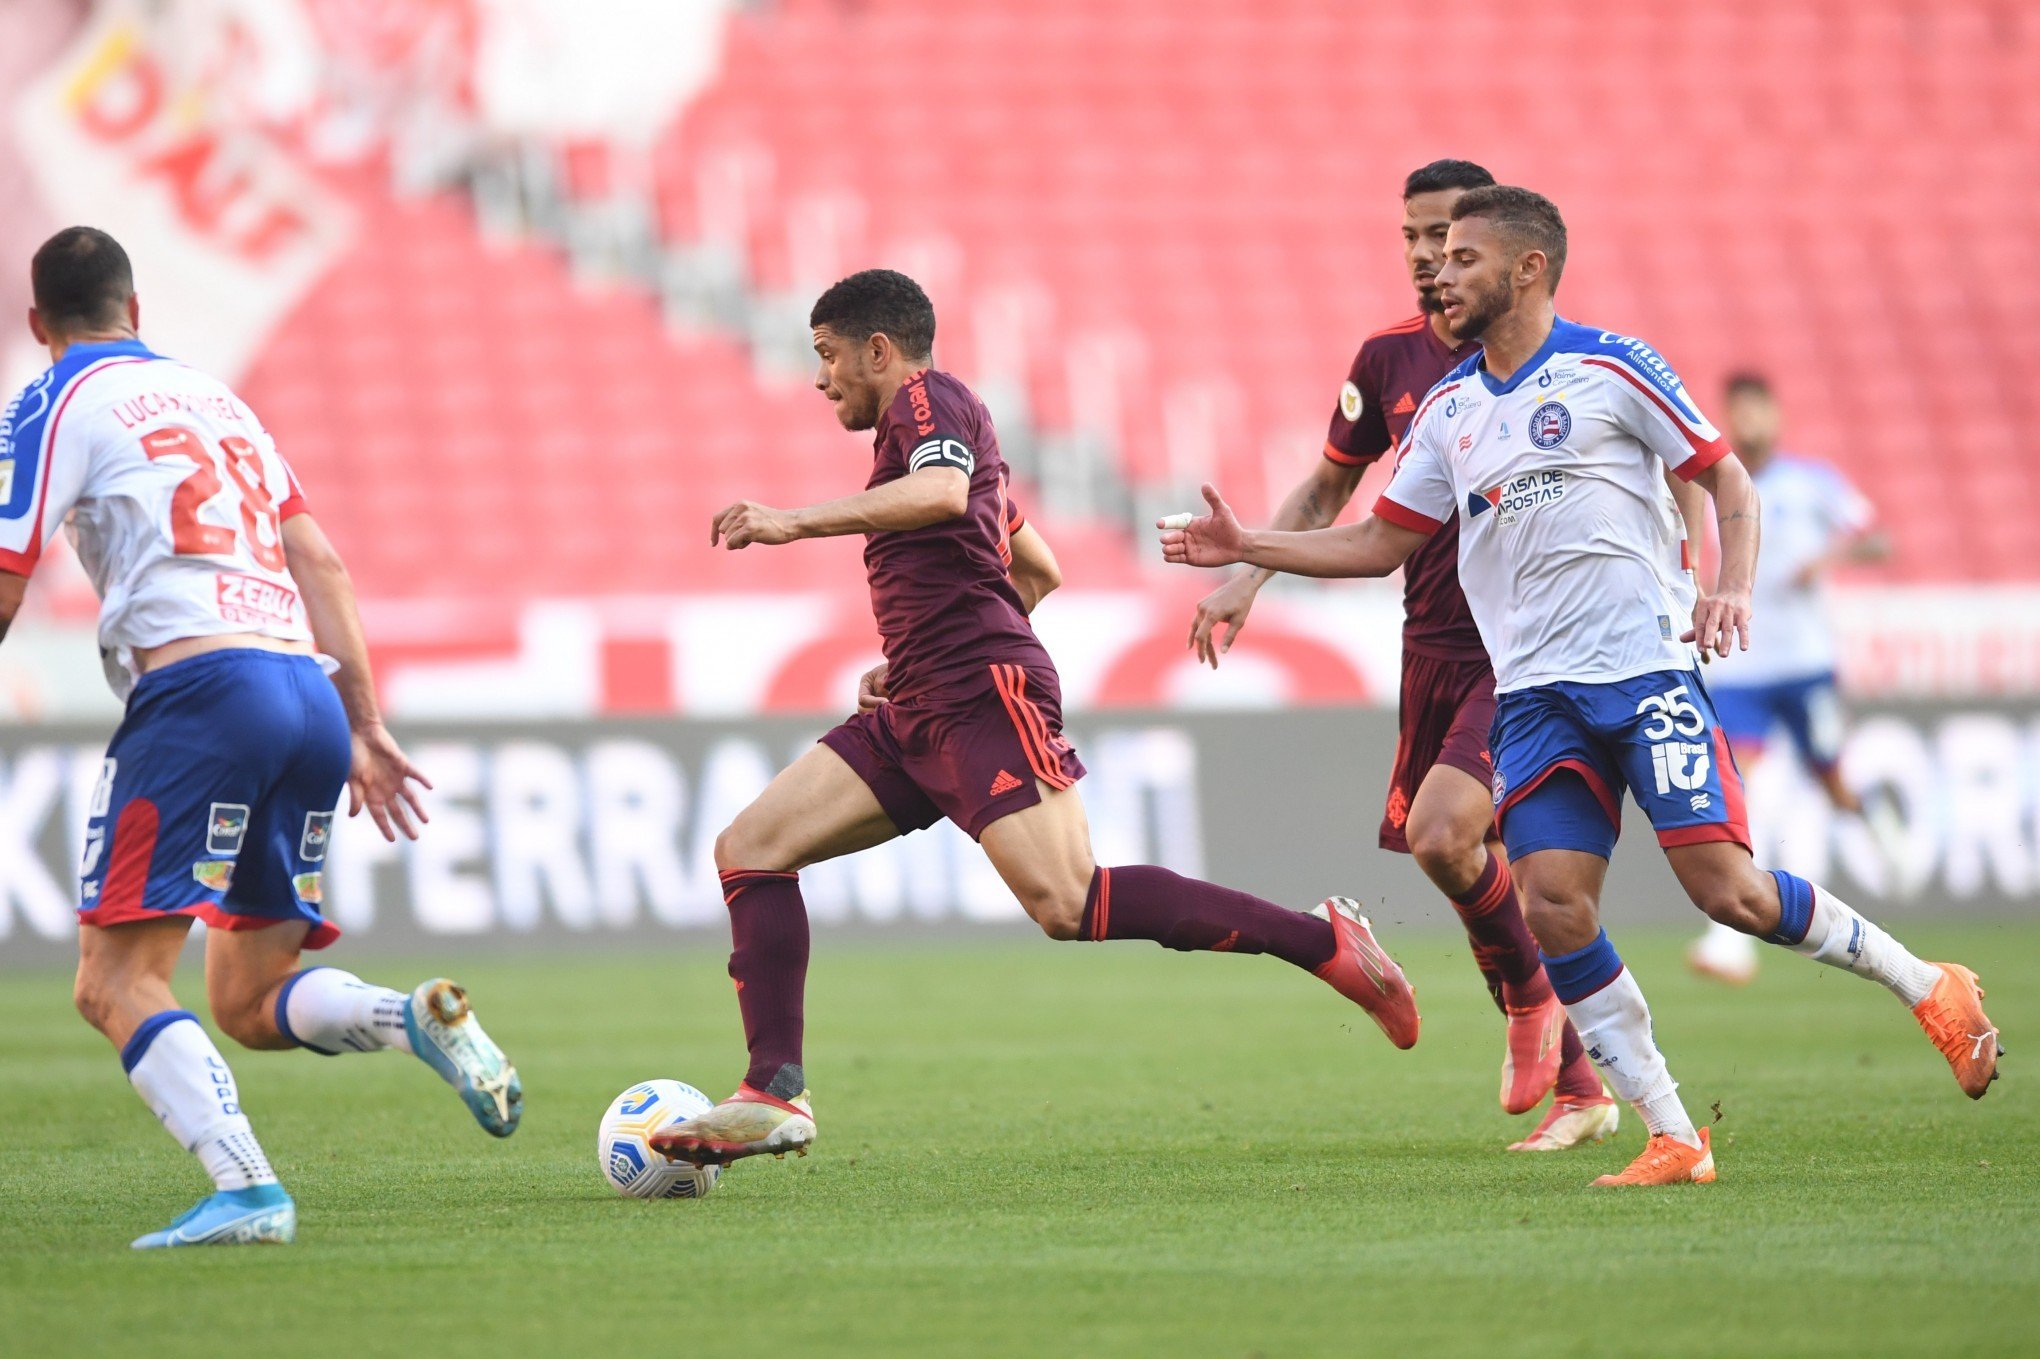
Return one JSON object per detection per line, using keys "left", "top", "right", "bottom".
{"left": 1311, "top": 897, "right": 1420, "bottom": 1049}
{"left": 1508, "top": 1092, "right": 1620, "bottom": 1152}
{"left": 1500, "top": 995, "right": 1567, "bottom": 1114}
{"left": 1912, "top": 963, "right": 2002, "bottom": 1099}
{"left": 1591, "top": 1126, "right": 1715, "bottom": 1187}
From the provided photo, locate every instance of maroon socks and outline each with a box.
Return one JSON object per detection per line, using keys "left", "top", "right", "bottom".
{"left": 721, "top": 869, "right": 810, "bottom": 1098}
{"left": 1449, "top": 852, "right": 1549, "bottom": 1009}
{"left": 1448, "top": 851, "right": 1598, "bottom": 1098}
{"left": 1077, "top": 866, "right": 1336, "bottom": 973}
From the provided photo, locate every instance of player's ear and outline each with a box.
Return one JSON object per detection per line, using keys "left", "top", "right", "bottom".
{"left": 126, "top": 293, "right": 140, "bottom": 333}
{"left": 867, "top": 330, "right": 893, "bottom": 372}
{"left": 27, "top": 307, "right": 47, "bottom": 346}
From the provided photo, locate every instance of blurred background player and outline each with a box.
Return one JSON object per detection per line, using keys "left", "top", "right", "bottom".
{"left": 0, "top": 228, "right": 521, "bottom": 1249}
{"left": 1162, "top": 185, "right": 2001, "bottom": 1186}
{"left": 651, "top": 270, "right": 1421, "bottom": 1166}
{"left": 1186, "top": 159, "right": 1617, "bottom": 1151}
{"left": 1688, "top": 371, "right": 1903, "bottom": 985}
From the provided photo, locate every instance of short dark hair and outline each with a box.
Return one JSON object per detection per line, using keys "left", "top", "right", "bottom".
{"left": 1450, "top": 185, "right": 1568, "bottom": 289}
{"left": 31, "top": 227, "right": 135, "bottom": 334}
{"left": 808, "top": 269, "right": 935, "bottom": 360}
{"left": 1724, "top": 370, "right": 1773, "bottom": 401}
{"left": 1403, "top": 159, "right": 1495, "bottom": 199}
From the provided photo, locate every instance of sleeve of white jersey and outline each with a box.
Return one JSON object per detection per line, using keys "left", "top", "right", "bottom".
{"left": 1373, "top": 401, "right": 1455, "bottom": 534}
{"left": 1824, "top": 464, "right": 1875, "bottom": 537}
{"left": 0, "top": 375, "right": 92, "bottom": 575}
{"left": 1583, "top": 344, "right": 1732, "bottom": 481}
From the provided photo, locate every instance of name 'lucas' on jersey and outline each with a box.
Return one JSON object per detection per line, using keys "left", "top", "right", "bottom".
{"left": 1377, "top": 319, "right": 1731, "bottom": 695}
{"left": 0, "top": 338, "right": 315, "bottom": 698}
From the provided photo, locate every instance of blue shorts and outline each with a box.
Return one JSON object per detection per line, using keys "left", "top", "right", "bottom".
{"left": 1710, "top": 671, "right": 1845, "bottom": 773}
{"left": 1491, "top": 669, "right": 1750, "bottom": 861}
{"left": 77, "top": 649, "right": 351, "bottom": 947}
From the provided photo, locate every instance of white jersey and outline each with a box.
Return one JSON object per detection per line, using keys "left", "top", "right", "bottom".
{"left": 1715, "top": 454, "right": 1872, "bottom": 686}
{"left": 0, "top": 339, "right": 314, "bottom": 698}
{"left": 1379, "top": 318, "right": 1728, "bottom": 694}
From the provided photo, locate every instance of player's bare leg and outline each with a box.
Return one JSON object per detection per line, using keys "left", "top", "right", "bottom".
{"left": 75, "top": 918, "right": 296, "bottom": 1246}
{"left": 1404, "top": 765, "right": 1603, "bottom": 1127}
{"left": 205, "top": 920, "right": 522, "bottom": 1136}
{"left": 654, "top": 744, "right": 902, "bottom": 1165}
{"left": 1667, "top": 841, "right": 2000, "bottom": 1098}
{"left": 977, "top": 780, "right": 1420, "bottom": 1047}
{"left": 1689, "top": 747, "right": 1766, "bottom": 987}
{"left": 1516, "top": 846, "right": 1713, "bottom": 1187}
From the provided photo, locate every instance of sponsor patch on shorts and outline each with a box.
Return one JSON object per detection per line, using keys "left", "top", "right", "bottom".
{"left": 207, "top": 803, "right": 250, "bottom": 856}
{"left": 292, "top": 871, "right": 323, "bottom": 905}
{"left": 192, "top": 859, "right": 235, "bottom": 892}
{"left": 300, "top": 810, "right": 333, "bottom": 862}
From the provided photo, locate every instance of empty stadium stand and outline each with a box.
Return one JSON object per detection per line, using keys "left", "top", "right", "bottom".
{"left": 238, "top": 0, "right": 2039, "bottom": 601}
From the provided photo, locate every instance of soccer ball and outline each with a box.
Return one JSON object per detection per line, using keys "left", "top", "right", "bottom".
{"left": 597, "top": 1080, "right": 722, "bottom": 1199}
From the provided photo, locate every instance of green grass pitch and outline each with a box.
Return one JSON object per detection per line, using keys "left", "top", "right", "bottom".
{"left": 2, "top": 921, "right": 2034, "bottom": 1358}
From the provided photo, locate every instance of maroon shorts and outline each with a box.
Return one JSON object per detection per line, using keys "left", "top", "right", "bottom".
{"left": 821, "top": 663, "right": 1087, "bottom": 841}
{"left": 1379, "top": 649, "right": 1499, "bottom": 853}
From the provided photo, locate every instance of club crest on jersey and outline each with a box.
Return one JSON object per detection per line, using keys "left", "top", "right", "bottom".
{"left": 1529, "top": 401, "right": 1571, "bottom": 449}
{"left": 1339, "top": 381, "right": 1363, "bottom": 422}
{"left": 300, "top": 810, "right": 334, "bottom": 862}
{"left": 1467, "top": 469, "right": 1567, "bottom": 525}
{"left": 207, "top": 803, "right": 250, "bottom": 856}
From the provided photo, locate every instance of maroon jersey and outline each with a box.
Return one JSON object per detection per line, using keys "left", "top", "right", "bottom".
{"left": 1324, "top": 315, "right": 1487, "bottom": 662}
{"left": 864, "top": 368, "right": 1052, "bottom": 701}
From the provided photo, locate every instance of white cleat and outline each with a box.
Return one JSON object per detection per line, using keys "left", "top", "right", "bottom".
{"left": 1687, "top": 922, "right": 1759, "bottom": 987}
{"left": 1508, "top": 1092, "right": 1621, "bottom": 1152}
{"left": 404, "top": 978, "right": 522, "bottom": 1137}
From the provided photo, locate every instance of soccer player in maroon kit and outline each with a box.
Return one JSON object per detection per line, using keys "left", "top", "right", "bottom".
{"left": 1185, "top": 161, "right": 1616, "bottom": 1151}
{"left": 652, "top": 270, "right": 1420, "bottom": 1165}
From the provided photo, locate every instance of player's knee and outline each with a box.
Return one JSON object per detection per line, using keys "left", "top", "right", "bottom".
{"left": 1012, "top": 879, "right": 1086, "bottom": 940}
{"left": 1518, "top": 887, "right": 1595, "bottom": 952}
{"left": 1406, "top": 816, "right": 1481, "bottom": 891}
{"left": 714, "top": 819, "right": 777, "bottom": 876}
{"left": 72, "top": 970, "right": 116, "bottom": 1036}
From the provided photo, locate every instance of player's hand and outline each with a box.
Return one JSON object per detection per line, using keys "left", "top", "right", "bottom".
{"left": 711, "top": 501, "right": 801, "bottom": 549}
{"left": 1187, "top": 573, "right": 1261, "bottom": 668}
{"left": 856, "top": 661, "right": 890, "bottom": 710}
{"left": 1683, "top": 588, "right": 1752, "bottom": 659}
{"left": 1158, "top": 484, "right": 1250, "bottom": 568}
{"left": 348, "top": 721, "right": 432, "bottom": 842}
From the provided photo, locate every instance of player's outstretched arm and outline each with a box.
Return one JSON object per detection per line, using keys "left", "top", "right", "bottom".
{"left": 1159, "top": 483, "right": 1424, "bottom": 580}
{"left": 1683, "top": 454, "right": 1759, "bottom": 658}
{"left": 1187, "top": 458, "right": 1364, "bottom": 667}
{"left": 283, "top": 514, "right": 432, "bottom": 841}
{"left": 0, "top": 570, "right": 26, "bottom": 647}
{"left": 1007, "top": 521, "right": 1062, "bottom": 614}
{"left": 712, "top": 467, "right": 969, "bottom": 548}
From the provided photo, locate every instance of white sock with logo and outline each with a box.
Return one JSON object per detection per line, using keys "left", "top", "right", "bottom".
{"left": 125, "top": 1013, "right": 278, "bottom": 1191}
{"left": 1792, "top": 884, "right": 1940, "bottom": 1007}
{"left": 1562, "top": 969, "right": 1701, "bottom": 1149}
{"left": 280, "top": 969, "right": 414, "bottom": 1054}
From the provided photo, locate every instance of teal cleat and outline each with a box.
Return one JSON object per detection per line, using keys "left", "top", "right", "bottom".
{"left": 131, "top": 1184, "right": 295, "bottom": 1249}
{"left": 404, "top": 978, "right": 522, "bottom": 1137}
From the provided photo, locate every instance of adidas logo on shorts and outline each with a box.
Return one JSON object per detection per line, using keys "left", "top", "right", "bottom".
{"left": 988, "top": 769, "right": 1025, "bottom": 797}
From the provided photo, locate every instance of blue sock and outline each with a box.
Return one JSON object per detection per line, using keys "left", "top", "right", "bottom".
{"left": 1767, "top": 870, "right": 1815, "bottom": 946}
{"left": 1540, "top": 929, "right": 1625, "bottom": 1004}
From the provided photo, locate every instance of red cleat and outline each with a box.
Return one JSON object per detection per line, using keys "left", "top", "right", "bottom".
{"left": 1311, "top": 897, "right": 1420, "bottom": 1049}
{"left": 1500, "top": 994, "right": 1568, "bottom": 1114}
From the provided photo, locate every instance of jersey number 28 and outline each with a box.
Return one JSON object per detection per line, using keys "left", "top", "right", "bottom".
{"left": 140, "top": 426, "right": 286, "bottom": 571}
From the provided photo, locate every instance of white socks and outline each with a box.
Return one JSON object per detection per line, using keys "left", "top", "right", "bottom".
{"left": 1790, "top": 884, "right": 1940, "bottom": 1007}
{"left": 1562, "top": 969, "right": 1701, "bottom": 1149}
{"left": 280, "top": 969, "right": 414, "bottom": 1055}
{"left": 124, "top": 1012, "right": 278, "bottom": 1191}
